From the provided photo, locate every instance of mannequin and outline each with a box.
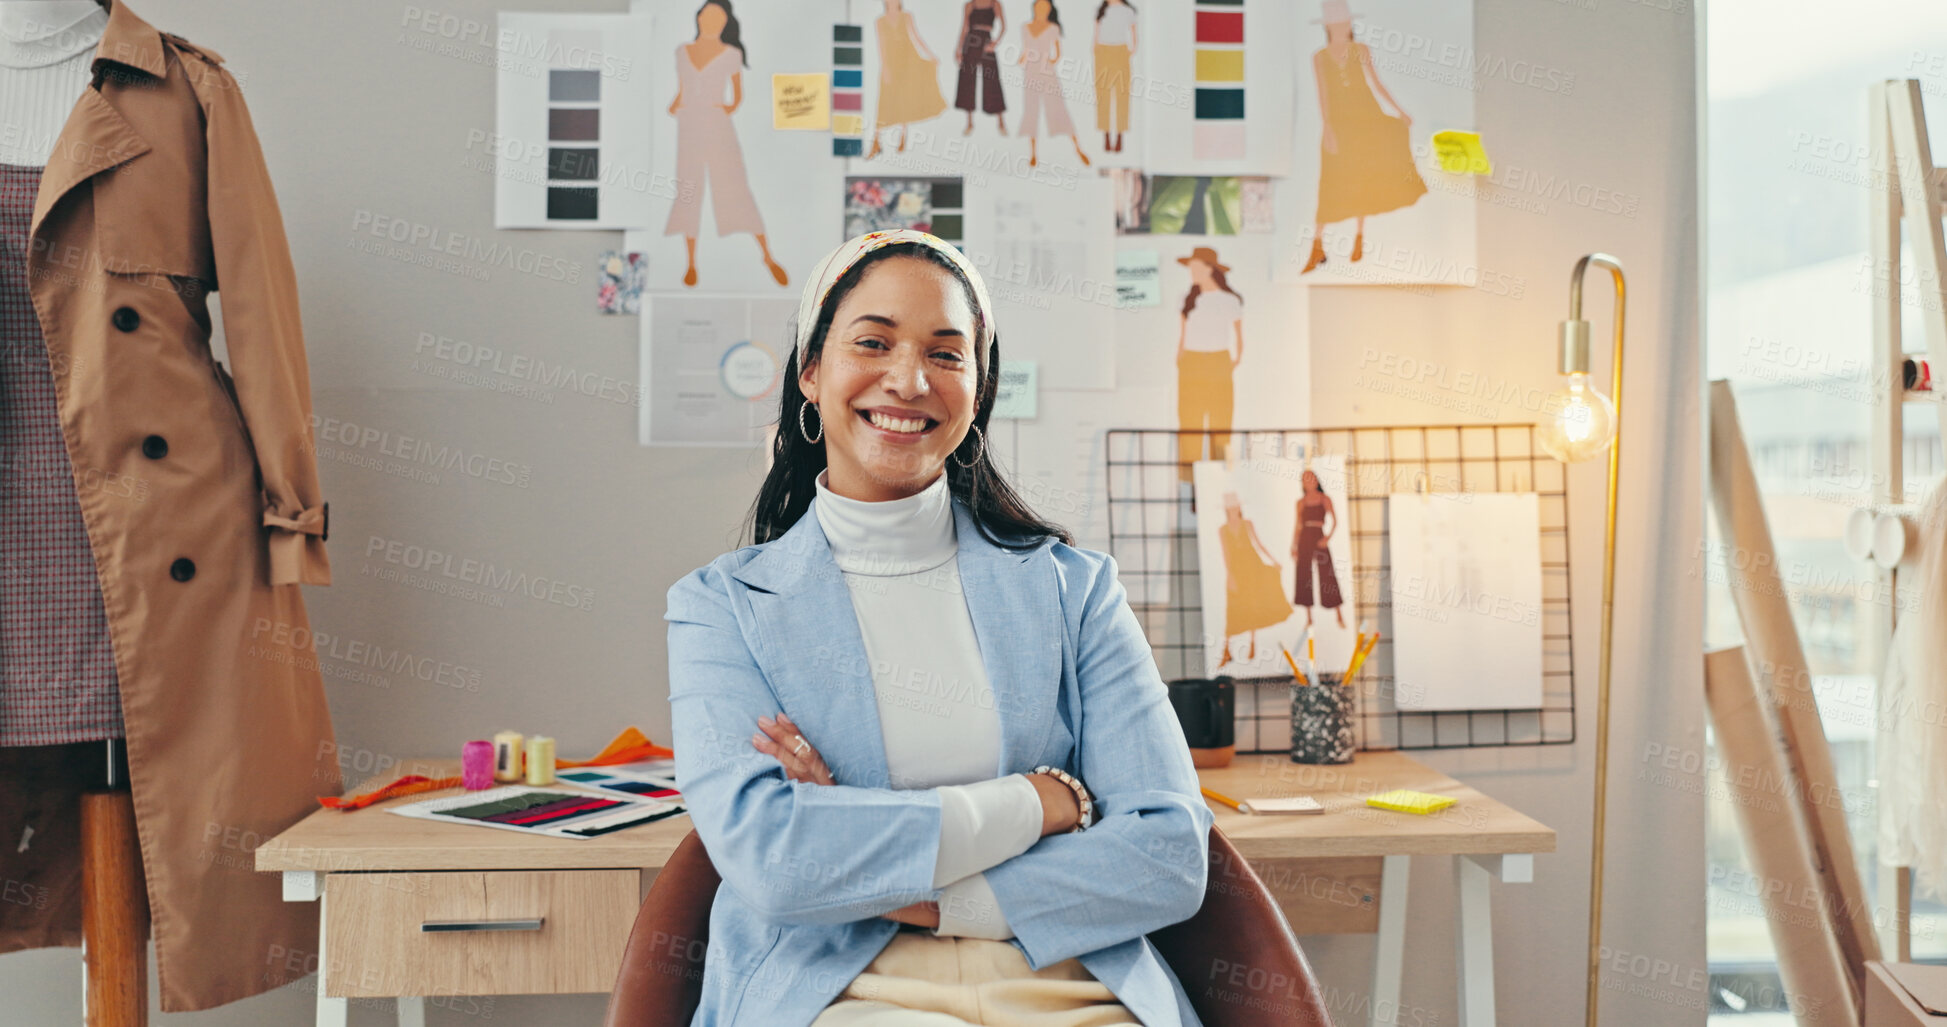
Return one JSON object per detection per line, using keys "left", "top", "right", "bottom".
{"left": 0, "top": 2, "right": 143, "bottom": 1025}
{"left": 3, "top": 0, "right": 338, "bottom": 1020}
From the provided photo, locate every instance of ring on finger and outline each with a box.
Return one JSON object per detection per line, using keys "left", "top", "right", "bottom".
{"left": 792, "top": 735, "right": 809, "bottom": 756}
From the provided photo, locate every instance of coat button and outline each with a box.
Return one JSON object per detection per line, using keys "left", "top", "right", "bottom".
{"left": 112, "top": 307, "right": 141, "bottom": 332}
{"left": 141, "top": 435, "right": 168, "bottom": 459}
{"left": 169, "top": 558, "right": 195, "bottom": 582}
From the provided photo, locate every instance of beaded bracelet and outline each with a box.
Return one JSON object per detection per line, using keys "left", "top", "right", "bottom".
{"left": 1032, "top": 765, "right": 1095, "bottom": 833}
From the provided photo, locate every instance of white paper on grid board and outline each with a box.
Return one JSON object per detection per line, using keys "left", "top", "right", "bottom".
{"left": 1386, "top": 492, "right": 1544, "bottom": 711}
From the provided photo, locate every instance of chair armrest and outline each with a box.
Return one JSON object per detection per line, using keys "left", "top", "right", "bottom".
{"left": 604, "top": 829, "right": 720, "bottom": 1027}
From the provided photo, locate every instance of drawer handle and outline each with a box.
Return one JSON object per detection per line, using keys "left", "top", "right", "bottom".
{"left": 420, "top": 918, "right": 545, "bottom": 933}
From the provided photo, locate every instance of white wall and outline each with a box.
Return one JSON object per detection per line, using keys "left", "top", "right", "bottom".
{"left": 0, "top": 0, "right": 1703, "bottom": 1023}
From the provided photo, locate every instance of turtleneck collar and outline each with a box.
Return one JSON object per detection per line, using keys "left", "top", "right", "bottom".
{"left": 813, "top": 467, "right": 957, "bottom": 576}
{"left": 0, "top": 4, "right": 107, "bottom": 69}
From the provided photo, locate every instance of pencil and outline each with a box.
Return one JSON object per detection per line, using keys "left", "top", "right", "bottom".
{"left": 1279, "top": 642, "right": 1309, "bottom": 686}
{"left": 1201, "top": 786, "right": 1244, "bottom": 812}
{"left": 1346, "top": 630, "right": 1382, "bottom": 682}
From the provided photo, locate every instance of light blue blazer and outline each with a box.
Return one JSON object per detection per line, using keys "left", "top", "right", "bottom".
{"left": 664, "top": 491, "right": 1213, "bottom": 1027}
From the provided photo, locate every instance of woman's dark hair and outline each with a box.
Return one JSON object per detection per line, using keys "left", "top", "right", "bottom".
{"left": 742, "top": 242, "right": 1073, "bottom": 552}
{"left": 695, "top": 0, "right": 748, "bottom": 67}
{"left": 1096, "top": 0, "right": 1135, "bottom": 20}
{"left": 1180, "top": 262, "right": 1241, "bottom": 317}
{"left": 1039, "top": 0, "right": 1063, "bottom": 31}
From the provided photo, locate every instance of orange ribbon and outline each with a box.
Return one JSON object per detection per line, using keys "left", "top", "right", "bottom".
{"left": 317, "top": 727, "right": 675, "bottom": 810}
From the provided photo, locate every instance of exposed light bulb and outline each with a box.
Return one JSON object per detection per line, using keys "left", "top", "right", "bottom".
{"left": 1537, "top": 371, "right": 1616, "bottom": 463}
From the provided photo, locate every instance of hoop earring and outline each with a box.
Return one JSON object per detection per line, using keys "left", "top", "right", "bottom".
{"left": 952, "top": 424, "right": 984, "bottom": 468}
{"left": 798, "top": 400, "right": 824, "bottom": 444}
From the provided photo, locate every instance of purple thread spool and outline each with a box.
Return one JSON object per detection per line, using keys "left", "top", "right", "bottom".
{"left": 462, "top": 740, "right": 495, "bottom": 790}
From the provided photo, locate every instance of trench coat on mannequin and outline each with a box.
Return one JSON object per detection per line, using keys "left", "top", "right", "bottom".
{"left": 0, "top": 0, "right": 339, "bottom": 1011}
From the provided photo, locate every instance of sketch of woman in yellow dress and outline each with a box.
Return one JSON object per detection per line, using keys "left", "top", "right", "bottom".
{"left": 1175, "top": 246, "right": 1241, "bottom": 483}
{"left": 665, "top": 0, "right": 789, "bottom": 288}
{"left": 1300, "top": 0, "right": 1427, "bottom": 274}
{"left": 1217, "top": 490, "right": 1294, "bottom": 669}
{"left": 866, "top": 0, "right": 947, "bottom": 159}
{"left": 1290, "top": 469, "right": 1345, "bottom": 628}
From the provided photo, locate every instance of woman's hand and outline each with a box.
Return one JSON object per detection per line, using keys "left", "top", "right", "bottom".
{"left": 751, "top": 712, "right": 834, "bottom": 785}
{"left": 1025, "top": 770, "right": 1084, "bottom": 836}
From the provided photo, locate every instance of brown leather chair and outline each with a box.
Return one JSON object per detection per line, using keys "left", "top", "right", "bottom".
{"left": 604, "top": 826, "right": 1335, "bottom": 1027}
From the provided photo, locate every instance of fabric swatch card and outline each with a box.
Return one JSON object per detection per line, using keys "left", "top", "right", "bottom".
{"left": 1386, "top": 492, "right": 1544, "bottom": 711}
{"left": 1141, "top": 0, "right": 1294, "bottom": 176}
{"left": 494, "top": 11, "right": 658, "bottom": 229}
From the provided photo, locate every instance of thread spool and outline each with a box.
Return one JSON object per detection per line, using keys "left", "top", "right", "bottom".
{"left": 492, "top": 731, "right": 525, "bottom": 782}
{"left": 524, "top": 736, "right": 556, "bottom": 786}
{"left": 461, "top": 740, "right": 495, "bottom": 790}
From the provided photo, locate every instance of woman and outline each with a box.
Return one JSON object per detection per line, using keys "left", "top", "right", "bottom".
{"left": 1302, "top": 0, "right": 1426, "bottom": 274}
{"left": 1016, "top": 0, "right": 1090, "bottom": 168}
{"left": 953, "top": 0, "right": 1008, "bottom": 135}
{"left": 665, "top": 0, "right": 789, "bottom": 287}
{"left": 1093, "top": 0, "right": 1137, "bottom": 153}
{"left": 1289, "top": 469, "right": 1345, "bottom": 629}
{"left": 866, "top": 0, "right": 947, "bottom": 160}
{"left": 1217, "top": 490, "right": 1294, "bottom": 668}
{"left": 666, "top": 229, "right": 1212, "bottom": 1026}
{"left": 1174, "top": 246, "right": 1241, "bottom": 483}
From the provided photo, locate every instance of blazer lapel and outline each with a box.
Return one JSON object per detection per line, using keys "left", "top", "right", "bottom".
{"left": 731, "top": 507, "right": 892, "bottom": 788}
{"left": 950, "top": 499, "right": 1062, "bottom": 777}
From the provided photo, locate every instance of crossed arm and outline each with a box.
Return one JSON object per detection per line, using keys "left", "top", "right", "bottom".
{"left": 664, "top": 550, "right": 1210, "bottom": 961}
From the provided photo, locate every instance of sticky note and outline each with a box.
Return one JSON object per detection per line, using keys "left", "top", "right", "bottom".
{"left": 1116, "top": 249, "right": 1161, "bottom": 308}
{"left": 1366, "top": 789, "right": 1457, "bottom": 815}
{"left": 1431, "top": 130, "right": 1491, "bottom": 175}
{"left": 772, "top": 73, "right": 830, "bottom": 130}
{"left": 992, "top": 360, "right": 1038, "bottom": 419}
{"left": 831, "top": 114, "right": 863, "bottom": 135}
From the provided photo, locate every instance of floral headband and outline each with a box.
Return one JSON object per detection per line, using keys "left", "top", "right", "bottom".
{"left": 792, "top": 229, "right": 997, "bottom": 369}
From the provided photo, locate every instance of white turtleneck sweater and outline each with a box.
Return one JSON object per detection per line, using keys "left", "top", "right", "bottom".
{"left": 0, "top": 2, "right": 107, "bottom": 167}
{"left": 812, "top": 467, "right": 1041, "bottom": 940}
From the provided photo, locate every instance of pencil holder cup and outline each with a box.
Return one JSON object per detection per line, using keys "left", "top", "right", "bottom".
{"left": 1290, "top": 672, "right": 1356, "bottom": 764}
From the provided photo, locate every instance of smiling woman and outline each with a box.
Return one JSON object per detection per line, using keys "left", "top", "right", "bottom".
{"left": 741, "top": 230, "right": 1065, "bottom": 548}
{"left": 667, "top": 228, "right": 1215, "bottom": 1026}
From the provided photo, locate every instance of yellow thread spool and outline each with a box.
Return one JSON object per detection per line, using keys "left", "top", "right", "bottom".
{"left": 492, "top": 730, "right": 524, "bottom": 782}
{"left": 524, "top": 735, "right": 556, "bottom": 786}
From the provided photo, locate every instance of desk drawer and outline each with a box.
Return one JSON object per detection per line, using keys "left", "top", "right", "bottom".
{"left": 323, "top": 869, "right": 638, "bottom": 996}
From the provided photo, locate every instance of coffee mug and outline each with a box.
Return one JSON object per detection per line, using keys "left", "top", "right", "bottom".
{"left": 1167, "top": 677, "right": 1235, "bottom": 768}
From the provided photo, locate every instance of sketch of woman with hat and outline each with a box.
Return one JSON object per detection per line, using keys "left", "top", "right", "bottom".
{"left": 1301, "top": 0, "right": 1427, "bottom": 274}
{"left": 1175, "top": 246, "right": 1242, "bottom": 483}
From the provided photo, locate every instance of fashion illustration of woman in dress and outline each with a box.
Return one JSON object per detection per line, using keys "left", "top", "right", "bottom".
{"left": 1301, "top": 0, "right": 1427, "bottom": 274}
{"left": 1217, "top": 490, "right": 1294, "bottom": 668}
{"left": 867, "top": 0, "right": 947, "bottom": 159}
{"left": 1016, "top": 0, "right": 1090, "bottom": 167}
{"left": 1290, "top": 468, "right": 1344, "bottom": 628}
{"left": 954, "top": 0, "right": 1008, "bottom": 135}
{"left": 665, "top": 0, "right": 789, "bottom": 287}
{"left": 1093, "top": 0, "right": 1137, "bottom": 153}
{"left": 1175, "top": 246, "right": 1241, "bottom": 483}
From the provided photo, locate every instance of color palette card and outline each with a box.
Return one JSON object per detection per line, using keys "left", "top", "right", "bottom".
{"left": 554, "top": 766, "right": 683, "bottom": 802}
{"left": 389, "top": 785, "right": 687, "bottom": 840}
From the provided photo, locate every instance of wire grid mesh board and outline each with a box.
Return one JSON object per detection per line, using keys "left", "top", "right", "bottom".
{"left": 1104, "top": 425, "right": 1576, "bottom": 751}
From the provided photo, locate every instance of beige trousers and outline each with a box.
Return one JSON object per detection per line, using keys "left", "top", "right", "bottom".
{"left": 810, "top": 929, "right": 1145, "bottom": 1026}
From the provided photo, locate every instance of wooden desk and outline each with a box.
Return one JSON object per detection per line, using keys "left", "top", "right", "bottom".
{"left": 259, "top": 750, "right": 1552, "bottom": 1027}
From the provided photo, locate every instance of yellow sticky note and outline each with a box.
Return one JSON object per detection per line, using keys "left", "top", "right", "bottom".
{"left": 1366, "top": 789, "right": 1457, "bottom": 815}
{"left": 831, "top": 114, "right": 864, "bottom": 135}
{"left": 1430, "top": 130, "right": 1491, "bottom": 175}
{"left": 772, "top": 73, "right": 830, "bottom": 130}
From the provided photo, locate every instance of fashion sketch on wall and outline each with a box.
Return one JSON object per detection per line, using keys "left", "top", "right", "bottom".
{"left": 1298, "top": 0, "right": 1424, "bottom": 274}
{"left": 954, "top": 0, "right": 1008, "bottom": 133}
{"left": 1175, "top": 246, "right": 1242, "bottom": 483}
{"left": 1093, "top": 0, "right": 1138, "bottom": 154}
{"left": 1275, "top": 0, "right": 1476, "bottom": 285}
{"left": 866, "top": 0, "right": 947, "bottom": 159}
{"left": 1291, "top": 468, "right": 1344, "bottom": 628}
{"left": 1194, "top": 455, "right": 1356, "bottom": 679}
{"left": 665, "top": 0, "right": 787, "bottom": 287}
{"left": 1015, "top": 0, "right": 1090, "bottom": 168}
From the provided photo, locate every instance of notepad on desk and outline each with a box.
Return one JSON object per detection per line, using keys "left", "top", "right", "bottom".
{"left": 1237, "top": 796, "right": 1324, "bottom": 815}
